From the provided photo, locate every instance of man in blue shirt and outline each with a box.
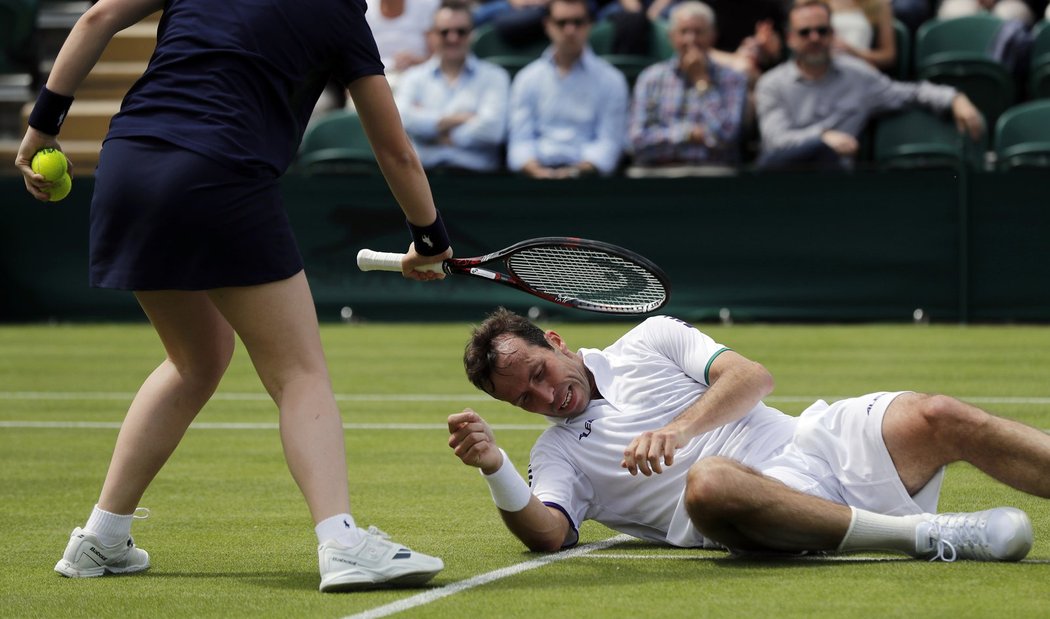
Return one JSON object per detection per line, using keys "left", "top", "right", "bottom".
{"left": 508, "top": 0, "right": 629, "bottom": 178}
{"left": 397, "top": 1, "right": 511, "bottom": 172}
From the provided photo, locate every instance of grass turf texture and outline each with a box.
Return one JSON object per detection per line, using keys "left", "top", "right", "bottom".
{"left": 1, "top": 322, "right": 1049, "bottom": 618}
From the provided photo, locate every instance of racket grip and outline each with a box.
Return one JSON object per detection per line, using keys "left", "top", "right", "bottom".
{"left": 356, "top": 249, "right": 443, "bottom": 273}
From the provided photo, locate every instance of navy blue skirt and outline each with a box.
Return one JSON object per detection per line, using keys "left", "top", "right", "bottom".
{"left": 89, "top": 137, "right": 303, "bottom": 290}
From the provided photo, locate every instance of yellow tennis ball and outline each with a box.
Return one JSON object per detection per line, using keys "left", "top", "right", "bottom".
{"left": 48, "top": 173, "right": 72, "bottom": 202}
{"left": 32, "top": 148, "right": 68, "bottom": 182}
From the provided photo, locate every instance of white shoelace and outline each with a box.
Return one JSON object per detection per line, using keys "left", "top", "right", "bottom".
{"left": 926, "top": 520, "right": 958, "bottom": 562}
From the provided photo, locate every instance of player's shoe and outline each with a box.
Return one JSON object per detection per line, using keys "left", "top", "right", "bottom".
{"left": 915, "top": 507, "right": 1033, "bottom": 562}
{"left": 54, "top": 527, "right": 150, "bottom": 577}
{"left": 318, "top": 525, "right": 443, "bottom": 592}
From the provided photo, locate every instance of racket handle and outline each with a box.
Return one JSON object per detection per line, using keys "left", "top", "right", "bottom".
{"left": 356, "top": 249, "right": 444, "bottom": 273}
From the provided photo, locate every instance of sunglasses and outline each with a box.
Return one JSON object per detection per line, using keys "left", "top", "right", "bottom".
{"left": 438, "top": 27, "right": 471, "bottom": 38}
{"left": 796, "top": 26, "right": 831, "bottom": 38}
{"left": 551, "top": 17, "right": 589, "bottom": 29}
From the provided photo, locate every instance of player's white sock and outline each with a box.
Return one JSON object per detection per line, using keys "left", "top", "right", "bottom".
{"left": 84, "top": 504, "right": 134, "bottom": 546}
{"left": 315, "top": 513, "right": 364, "bottom": 547}
{"left": 837, "top": 507, "right": 928, "bottom": 554}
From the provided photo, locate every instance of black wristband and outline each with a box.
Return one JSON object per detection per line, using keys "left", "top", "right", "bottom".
{"left": 28, "top": 86, "right": 75, "bottom": 136}
{"left": 407, "top": 210, "right": 451, "bottom": 256}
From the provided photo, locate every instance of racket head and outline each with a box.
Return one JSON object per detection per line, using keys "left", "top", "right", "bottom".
{"left": 453, "top": 237, "right": 670, "bottom": 315}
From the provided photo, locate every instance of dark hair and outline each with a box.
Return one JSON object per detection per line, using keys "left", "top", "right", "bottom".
{"left": 790, "top": 0, "right": 832, "bottom": 19}
{"left": 464, "top": 307, "right": 551, "bottom": 394}
{"left": 546, "top": 0, "right": 594, "bottom": 20}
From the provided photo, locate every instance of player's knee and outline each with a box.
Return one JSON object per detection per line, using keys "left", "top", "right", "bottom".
{"left": 175, "top": 333, "right": 234, "bottom": 391}
{"left": 915, "top": 394, "right": 990, "bottom": 445}
{"left": 684, "top": 457, "right": 752, "bottom": 520}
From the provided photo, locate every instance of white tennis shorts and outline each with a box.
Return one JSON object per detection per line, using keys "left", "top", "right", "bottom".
{"left": 760, "top": 391, "right": 944, "bottom": 516}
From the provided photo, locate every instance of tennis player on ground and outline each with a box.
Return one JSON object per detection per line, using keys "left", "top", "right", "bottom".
{"left": 449, "top": 308, "right": 1048, "bottom": 560}
{"left": 15, "top": 0, "right": 449, "bottom": 591}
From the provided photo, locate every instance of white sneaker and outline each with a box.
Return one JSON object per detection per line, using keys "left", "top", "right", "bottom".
{"left": 54, "top": 527, "right": 150, "bottom": 577}
{"left": 318, "top": 525, "right": 443, "bottom": 592}
{"left": 915, "top": 507, "right": 1033, "bottom": 562}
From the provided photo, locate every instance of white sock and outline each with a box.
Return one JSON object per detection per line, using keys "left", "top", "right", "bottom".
{"left": 838, "top": 507, "right": 929, "bottom": 555}
{"left": 84, "top": 504, "right": 134, "bottom": 547}
{"left": 315, "top": 513, "right": 364, "bottom": 546}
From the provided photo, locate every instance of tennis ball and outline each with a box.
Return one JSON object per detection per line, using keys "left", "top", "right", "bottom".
{"left": 31, "top": 148, "right": 68, "bottom": 182}
{"left": 48, "top": 173, "right": 72, "bottom": 202}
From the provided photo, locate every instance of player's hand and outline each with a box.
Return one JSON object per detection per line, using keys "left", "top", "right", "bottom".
{"left": 622, "top": 426, "right": 687, "bottom": 476}
{"left": 402, "top": 244, "right": 452, "bottom": 281}
{"left": 448, "top": 409, "right": 504, "bottom": 473}
{"left": 15, "top": 127, "right": 67, "bottom": 201}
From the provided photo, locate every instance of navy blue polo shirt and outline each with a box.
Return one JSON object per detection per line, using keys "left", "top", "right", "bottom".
{"left": 107, "top": 0, "right": 384, "bottom": 178}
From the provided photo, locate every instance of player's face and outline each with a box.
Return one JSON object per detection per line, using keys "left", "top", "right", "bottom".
{"left": 788, "top": 5, "right": 833, "bottom": 68}
{"left": 670, "top": 14, "right": 714, "bottom": 56}
{"left": 486, "top": 333, "right": 595, "bottom": 418}
{"left": 432, "top": 8, "right": 472, "bottom": 64}
{"left": 545, "top": 1, "right": 591, "bottom": 58}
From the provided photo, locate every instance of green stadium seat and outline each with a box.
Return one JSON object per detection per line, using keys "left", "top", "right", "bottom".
{"left": 873, "top": 107, "right": 985, "bottom": 170}
{"left": 587, "top": 19, "right": 672, "bottom": 87}
{"left": 890, "top": 18, "right": 911, "bottom": 80}
{"left": 994, "top": 100, "right": 1050, "bottom": 170}
{"left": 915, "top": 13, "right": 1004, "bottom": 70}
{"left": 470, "top": 24, "right": 548, "bottom": 78}
{"left": 914, "top": 14, "right": 1014, "bottom": 130}
{"left": 296, "top": 110, "right": 380, "bottom": 175}
{"left": 1029, "top": 20, "right": 1050, "bottom": 100}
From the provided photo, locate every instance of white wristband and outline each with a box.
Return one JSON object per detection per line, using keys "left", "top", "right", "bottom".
{"left": 481, "top": 448, "right": 532, "bottom": 512}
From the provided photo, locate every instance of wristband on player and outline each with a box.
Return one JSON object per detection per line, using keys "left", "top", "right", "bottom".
{"left": 406, "top": 209, "right": 450, "bottom": 257}
{"left": 481, "top": 448, "right": 532, "bottom": 512}
{"left": 28, "top": 86, "right": 75, "bottom": 136}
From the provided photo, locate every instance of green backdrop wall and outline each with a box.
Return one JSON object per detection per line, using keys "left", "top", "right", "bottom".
{"left": 1, "top": 169, "right": 1046, "bottom": 323}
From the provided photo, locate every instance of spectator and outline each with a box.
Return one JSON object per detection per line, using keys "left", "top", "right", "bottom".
{"left": 829, "top": 0, "right": 898, "bottom": 72}
{"left": 755, "top": 0, "right": 983, "bottom": 171}
{"left": 703, "top": 0, "right": 786, "bottom": 82}
{"left": 627, "top": 1, "right": 748, "bottom": 171}
{"left": 396, "top": 1, "right": 511, "bottom": 172}
{"left": 507, "top": 0, "right": 629, "bottom": 178}
{"left": 366, "top": 0, "right": 440, "bottom": 86}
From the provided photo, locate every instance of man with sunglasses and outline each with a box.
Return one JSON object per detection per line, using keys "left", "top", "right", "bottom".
{"left": 507, "top": 0, "right": 629, "bottom": 178}
{"left": 755, "top": 0, "right": 983, "bottom": 170}
{"left": 397, "top": 1, "right": 511, "bottom": 172}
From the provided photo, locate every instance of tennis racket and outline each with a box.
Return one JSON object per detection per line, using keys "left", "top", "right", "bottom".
{"left": 356, "top": 237, "right": 670, "bottom": 315}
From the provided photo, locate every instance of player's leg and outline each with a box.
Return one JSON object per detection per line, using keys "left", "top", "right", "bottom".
{"left": 206, "top": 271, "right": 348, "bottom": 522}
{"left": 683, "top": 456, "right": 854, "bottom": 553}
{"left": 882, "top": 392, "right": 1050, "bottom": 498}
{"left": 205, "top": 271, "right": 442, "bottom": 590}
{"left": 56, "top": 291, "right": 234, "bottom": 577}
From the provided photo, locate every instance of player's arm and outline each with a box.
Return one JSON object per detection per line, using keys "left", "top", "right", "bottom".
{"left": 448, "top": 409, "right": 572, "bottom": 552}
{"left": 623, "top": 347, "right": 774, "bottom": 476}
{"left": 347, "top": 75, "right": 452, "bottom": 279}
{"left": 16, "top": 0, "right": 163, "bottom": 198}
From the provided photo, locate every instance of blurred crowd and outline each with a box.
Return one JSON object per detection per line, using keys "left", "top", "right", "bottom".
{"left": 306, "top": 0, "right": 1050, "bottom": 175}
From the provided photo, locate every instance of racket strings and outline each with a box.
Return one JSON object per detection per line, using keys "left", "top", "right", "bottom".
{"left": 508, "top": 246, "right": 666, "bottom": 312}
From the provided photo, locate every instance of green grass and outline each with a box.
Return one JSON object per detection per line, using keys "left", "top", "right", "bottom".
{"left": 1, "top": 322, "right": 1049, "bottom": 618}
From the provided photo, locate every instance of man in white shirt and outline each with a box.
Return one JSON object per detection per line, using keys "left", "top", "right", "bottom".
{"left": 448, "top": 308, "right": 1048, "bottom": 560}
{"left": 396, "top": 1, "right": 511, "bottom": 172}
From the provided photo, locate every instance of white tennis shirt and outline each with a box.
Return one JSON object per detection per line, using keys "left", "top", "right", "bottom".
{"left": 529, "top": 316, "right": 797, "bottom": 547}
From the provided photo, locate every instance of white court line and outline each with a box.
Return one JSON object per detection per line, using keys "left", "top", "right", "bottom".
{"left": 343, "top": 547, "right": 1050, "bottom": 619}
{"left": 2, "top": 391, "right": 1050, "bottom": 405}
{"left": 0, "top": 421, "right": 546, "bottom": 431}
{"left": 342, "top": 535, "right": 633, "bottom": 619}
